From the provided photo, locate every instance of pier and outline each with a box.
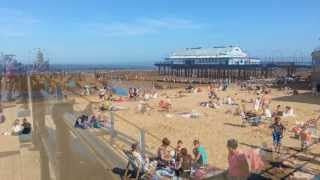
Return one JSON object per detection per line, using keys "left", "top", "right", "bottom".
{"left": 155, "top": 59, "right": 312, "bottom": 80}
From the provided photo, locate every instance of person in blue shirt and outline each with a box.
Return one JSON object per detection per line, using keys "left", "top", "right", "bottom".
{"left": 193, "top": 139, "right": 208, "bottom": 167}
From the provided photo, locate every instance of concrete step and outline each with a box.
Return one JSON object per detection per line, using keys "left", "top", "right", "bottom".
{"left": 0, "top": 136, "right": 22, "bottom": 180}
{"left": 20, "top": 143, "right": 40, "bottom": 180}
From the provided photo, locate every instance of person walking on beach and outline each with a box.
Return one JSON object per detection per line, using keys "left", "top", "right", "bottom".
{"left": 270, "top": 116, "right": 286, "bottom": 153}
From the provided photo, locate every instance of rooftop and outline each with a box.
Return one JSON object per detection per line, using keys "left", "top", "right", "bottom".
{"left": 168, "top": 46, "right": 248, "bottom": 59}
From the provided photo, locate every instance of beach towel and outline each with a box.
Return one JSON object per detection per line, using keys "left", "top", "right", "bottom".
{"left": 192, "top": 166, "right": 224, "bottom": 179}
{"left": 110, "top": 106, "right": 129, "bottom": 111}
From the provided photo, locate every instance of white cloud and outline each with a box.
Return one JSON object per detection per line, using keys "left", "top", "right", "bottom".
{"left": 86, "top": 17, "right": 208, "bottom": 37}
{"left": 0, "top": 8, "right": 39, "bottom": 37}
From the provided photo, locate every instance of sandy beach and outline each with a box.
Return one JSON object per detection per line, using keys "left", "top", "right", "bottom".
{"left": 69, "top": 82, "right": 320, "bottom": 172}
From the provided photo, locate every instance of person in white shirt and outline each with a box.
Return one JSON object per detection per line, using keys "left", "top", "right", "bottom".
{"left": 11, "top": 119, "right": 22, "bottom": 135}
{"left": 254, "top": 97, "right": 261, "bottom": 112}
{"left": 283, "top": 106, "right": 294, "bottom": 117}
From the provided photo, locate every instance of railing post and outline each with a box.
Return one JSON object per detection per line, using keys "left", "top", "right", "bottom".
{"left": 109, "top": 111, "right": 116, "bottom": 140}
{"left": 139, "top": 129, "right": 146, "bottom": 156}
{"left": 52, "top": 102, "right": 73, "bottom": 180}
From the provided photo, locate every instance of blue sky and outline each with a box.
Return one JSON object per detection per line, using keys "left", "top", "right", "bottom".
{"left": 1, "top": 0, "right": 319, "bottom": 65}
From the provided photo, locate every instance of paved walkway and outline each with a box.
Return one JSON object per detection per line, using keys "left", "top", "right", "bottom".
{"left": 0, "top": 103, "right": 40, "bottom": 180}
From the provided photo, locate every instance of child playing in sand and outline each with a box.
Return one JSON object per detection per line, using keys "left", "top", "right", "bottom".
{"left": 269, "top": 116, "right": 286, "bottom": 153}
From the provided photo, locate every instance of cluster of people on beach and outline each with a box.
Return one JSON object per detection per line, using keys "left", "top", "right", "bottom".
{"left": 122, "top": 137, "right": 266, "bottom": 179}
{"left": 123, "top": 138, "right": 210, "bottom": 179}
{"left": 74, "top": 113, "right": 110, "bottom": 129}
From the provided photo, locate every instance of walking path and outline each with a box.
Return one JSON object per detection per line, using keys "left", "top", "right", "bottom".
{"left": 0, "top": 103, "right": 40, "bottom": 180}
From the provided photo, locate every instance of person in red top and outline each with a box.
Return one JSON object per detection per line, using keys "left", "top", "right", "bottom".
{"left": 227, "top": 139, "right": 250, "bottom": 180}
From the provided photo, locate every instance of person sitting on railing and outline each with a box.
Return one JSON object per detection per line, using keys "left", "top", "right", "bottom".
{"left": 159, "top": 99, "right": 172, "bottom": 112}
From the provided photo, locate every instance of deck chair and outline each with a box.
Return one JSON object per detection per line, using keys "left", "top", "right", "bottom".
{"left": 123, "top": 152, "right": 144, "bottom": 180}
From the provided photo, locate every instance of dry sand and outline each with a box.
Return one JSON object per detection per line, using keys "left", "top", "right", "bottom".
{"left": 70, "top": 84, "right": 320, "bottom": 171}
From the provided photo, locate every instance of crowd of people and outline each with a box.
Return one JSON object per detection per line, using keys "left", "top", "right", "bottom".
{"left": 122, "top": 137, "right": 266, "bottom": 179}
{"left": 123, "top": 138, "right": 211, "bottom": 179}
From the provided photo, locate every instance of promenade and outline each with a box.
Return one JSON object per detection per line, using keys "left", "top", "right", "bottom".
{"left": 0, "top": 101, "right": 41, "bottom": 180}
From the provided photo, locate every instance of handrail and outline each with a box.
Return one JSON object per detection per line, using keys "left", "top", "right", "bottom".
{"left": 63, "top": 113, "right": 127, "bottom": 170}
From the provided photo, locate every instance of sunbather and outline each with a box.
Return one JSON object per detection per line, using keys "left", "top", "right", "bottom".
{"left": 159, "top": 100, "right": 172, "bottom": 112}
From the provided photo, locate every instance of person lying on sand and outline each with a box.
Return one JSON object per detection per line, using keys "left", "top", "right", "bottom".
{"left": 159, "top": 99, "right": 172, "bottom": 112}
